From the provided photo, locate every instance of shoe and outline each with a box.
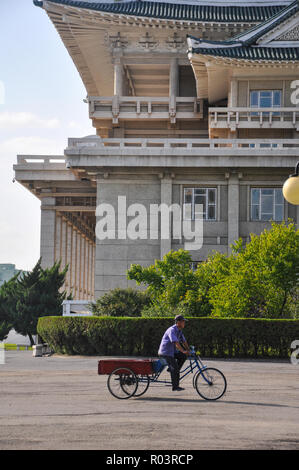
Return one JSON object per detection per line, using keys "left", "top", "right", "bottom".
{"left": 172, "top": 386, "right": 185, "bottom": 391}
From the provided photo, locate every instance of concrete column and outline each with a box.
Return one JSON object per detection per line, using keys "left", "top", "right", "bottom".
{"left": 83, "top": 236, "right": 87, "bottom": 299}
{"left": 77, "top": 230, "right": 82, "bottom": 300}
{"left": 230, "top": 79, "right": 238, "bottom": 107}
{"left": 227, "top": 173, "right": 240, "bottom": 253}
{"left": 114, "top": 60, "right": 124, "bottom": 96}
{"left": 87, "top": 240, "right": 91, "bottom": 299}
{"left": 59, "top": 214, "right": 64, "bottom": 262}
{"left": 169, "top": 58, "right": 178, "bottom": 122}
{"left": 70, "top": 225, "right": 75, "bottom": 295}
{"left": 92, "top": 243, "right": 95, "bottom": 299}
{"left": 160, "top": 176, "right": 173, "bottom": 259}
{"left": 79, "top": 233, "right": 83, "bottom": 300}
{"left": 55, "top": 214, "right": 62, "bottom": 264}
{"left": 66, "top": 222, "right": 72, "bottom": 295}
{"left": 40, "top": 197, "right": 56, "bottom": 269}
{"left": 169, "top": 58, "right": 179, "bottom": 98}
{"left": 73, "top": 228, "right": 78, "bottom": 298}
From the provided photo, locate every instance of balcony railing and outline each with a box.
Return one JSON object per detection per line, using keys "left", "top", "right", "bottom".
{"left": 88, "top": 96, "right": 203, "bottom": 124}
{"left": 209, "top": 107, "right": 299, "bottom": 131}
{"left": 67, "top": 137, "right": 299, "bottom": 151}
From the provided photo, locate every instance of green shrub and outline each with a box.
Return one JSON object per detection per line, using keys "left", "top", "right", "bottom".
{"left": 37, "top": 316, "right": 299, "bottom": 359}
{"left": 89, "top": 288, "right": 151, "bottom": 317}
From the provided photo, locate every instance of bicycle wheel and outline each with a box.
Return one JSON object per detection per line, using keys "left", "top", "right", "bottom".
{"left": 194, "top": 367, "right": 227, "bottom": 401}
{"left": 134, "top": 375, "right": 151, "bottom": 397}
{"left": 107, "top": 367, "right": 138, "bottom": 399}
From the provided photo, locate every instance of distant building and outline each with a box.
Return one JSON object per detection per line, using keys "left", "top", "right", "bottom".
{"left": 0, "top": 264, "right": 27, "bottom": 287}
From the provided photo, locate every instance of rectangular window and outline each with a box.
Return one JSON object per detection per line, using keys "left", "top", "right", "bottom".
{"left": 250, "top": 90, "right": 281, "bottom": 116}
{"left": 251, "top": 188, "right": 284, "bottom": 221}
{"left": 184, "top": 188, "right": 217, "bottom": 221}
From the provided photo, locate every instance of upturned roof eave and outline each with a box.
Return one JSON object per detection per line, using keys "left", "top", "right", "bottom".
{"left": 33, "top": 0, "right": 289, "bottom": 23}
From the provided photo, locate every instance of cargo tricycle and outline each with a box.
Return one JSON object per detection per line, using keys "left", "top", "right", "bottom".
{"left": 98, "top": 346, "right": 227, "bottom": 401}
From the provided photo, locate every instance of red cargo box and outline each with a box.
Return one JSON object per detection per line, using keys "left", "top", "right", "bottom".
{"left": 98, "top": 359, "right": 154, "bottom": 376}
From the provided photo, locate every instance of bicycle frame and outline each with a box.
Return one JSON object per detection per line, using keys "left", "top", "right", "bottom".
{"left": 139, "top": 352, "right": 208, "bottom": 386}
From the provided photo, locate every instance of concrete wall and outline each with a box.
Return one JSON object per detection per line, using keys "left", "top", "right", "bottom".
{"left": 93, "top": 170, "right": 299, "bottom": 297}
{"left": 95, "top": 178, "right": 161, "bottom": 298}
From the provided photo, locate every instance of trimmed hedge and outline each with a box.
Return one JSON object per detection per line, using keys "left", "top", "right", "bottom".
{"left": 37, "top": 316, "right": 299, "bottom": 359}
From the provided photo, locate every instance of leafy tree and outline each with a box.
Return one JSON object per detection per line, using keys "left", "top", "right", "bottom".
{"left": 209, "top": 221, "right": 299, "bottom": 318}
{"left": 90, "top": 287, "right": 151, "bottom": 317}
{"left": 127, "top": 222, "right": 299, "bottom": 319}
{"left": 128, "top": 249, "right": 201, "bottom": 316}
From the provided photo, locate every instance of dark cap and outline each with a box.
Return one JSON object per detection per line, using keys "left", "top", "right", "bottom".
{"left": 175, "top": 315, "right": 187, "bottom": 323}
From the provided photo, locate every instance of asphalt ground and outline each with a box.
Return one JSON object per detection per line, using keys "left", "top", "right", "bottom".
{"left": 0, "top": 351, "right": 298, "bottom": 450}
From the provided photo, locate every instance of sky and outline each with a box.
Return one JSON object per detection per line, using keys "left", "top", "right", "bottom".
{"left": 0, "top": 0, "right": 94, "bottom": 271}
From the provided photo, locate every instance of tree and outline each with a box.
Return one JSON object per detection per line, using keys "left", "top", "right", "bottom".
{"left": 89, "top": 288, "right": 151, "bottom": 317}
{"left": 127, "top": 249, "right": 201, "bottom": 316}
{"left": 0, "top": 274, "right": 19, "bottom": 341}
{"left": 10, "top": 259, "right": 68, "bottom": 345}
{"left": 127, "top": 222, "right": 299, "bottom": 319}
{"left": 209, "top": 221, "right": 299, "bottom": 318}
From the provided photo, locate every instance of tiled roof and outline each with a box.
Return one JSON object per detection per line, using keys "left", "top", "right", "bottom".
{"left": 231, "top": 0, "right": 299, "bottom": 44}
{"left": 191, "top": 45, "right": 299, "bottom": 60}
{"left": 188, "top": 0, "right": 299, "bottom": 62}
{"left": 33, "top": 0, "right": 287, "bottom": 23}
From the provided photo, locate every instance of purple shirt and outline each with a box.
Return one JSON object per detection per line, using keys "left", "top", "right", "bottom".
{"left": 158, "top": 324, "right": 186, "bottom": 357}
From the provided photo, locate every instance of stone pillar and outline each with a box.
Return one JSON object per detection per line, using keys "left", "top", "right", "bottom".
{"left": 40, "top": 197, "right": 56, "bottom": 269}
{"left": 66, "top": 222, "right": 72, "bottom": 295}
{"left": 227, "top": 173, "right": 241, "bottom": 253}
{"left": 92, "top": 243, "right": 95, "bottom": 299}
{"left": 55, "top": 213, "right": 62, "bottom": 264}
{"left": 160, "top": 175, "right": 173, "bottom": 259}
{"left": 169, "top": 58, "right": 179, "bottom": 98}
{"left": 114, "top": 59, "right": 124, "bottom": 96}
{"left": 83, "top": 235, "right": 87, "bottom": 299}
{"left": 230, "top": 79, "right": 238, "bottom": 107}
{"left": 169, "top": 58, "right": 178, "bottom": 122}
{"left": 73, "top": 228, "right": 78, "bottom": 298}
{"left": 79, "top": 233, "right": 84, "bottom": 300}
{"left": 77, "top": 230, "right": 82, "bottom": 300}
{"left": 70, "top": 225, "right": 76, "bottom": 296}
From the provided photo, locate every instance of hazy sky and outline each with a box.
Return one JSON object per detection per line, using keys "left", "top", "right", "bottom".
{"left": 0, "top": 0, "right": 94, "bottom": 271}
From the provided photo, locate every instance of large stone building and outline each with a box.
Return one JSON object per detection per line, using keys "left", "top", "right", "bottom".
{"left": 14, "top": 0, "right": 299, "bottom": 300}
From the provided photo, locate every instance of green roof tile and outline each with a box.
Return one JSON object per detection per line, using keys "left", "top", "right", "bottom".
{"left": 192, "top": 45, "right": 299, "bottom": 60}
{"left": 33, "top": 0, "right": 287, "bottom": 23}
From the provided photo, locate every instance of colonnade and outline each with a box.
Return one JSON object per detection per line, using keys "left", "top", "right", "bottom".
{"left": 40, "top": 197, "right": 95, "bottom": 300}
{"left": 55, "top": 214, "right": 95, "bottom": 300}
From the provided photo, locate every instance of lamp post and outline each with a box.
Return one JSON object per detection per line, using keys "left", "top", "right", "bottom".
{"left": 282, "top": 162, "right": 299, "bottom": 205}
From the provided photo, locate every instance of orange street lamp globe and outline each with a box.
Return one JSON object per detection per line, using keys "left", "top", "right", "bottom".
{"left": 283, "top": 162, "right": 299, "bottom": 205}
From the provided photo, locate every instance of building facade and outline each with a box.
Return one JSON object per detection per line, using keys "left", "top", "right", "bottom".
{"left": 14, "top": 0, "right": 299, "bottom": 300}
{"left": 0, "top": 264, "right": 28, "bottom": 287}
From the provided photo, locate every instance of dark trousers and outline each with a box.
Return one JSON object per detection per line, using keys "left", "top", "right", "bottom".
{"left": 160, "top": 351, "right": 186, "bottom": 390}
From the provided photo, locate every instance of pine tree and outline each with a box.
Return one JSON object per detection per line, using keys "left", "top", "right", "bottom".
{"left": 12, "top": 259, "right": 68, "bottom": 345}
{"left": 0, "top": 274, "right": 19, "bottom": 341}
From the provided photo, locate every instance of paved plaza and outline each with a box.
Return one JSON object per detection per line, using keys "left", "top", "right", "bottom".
{"left": 0, "top": 351, "right": 298, "bottom": 450}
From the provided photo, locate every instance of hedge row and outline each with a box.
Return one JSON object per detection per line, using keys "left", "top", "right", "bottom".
{"left": 37, "top": 316, "right": 299, "bottom": 359}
